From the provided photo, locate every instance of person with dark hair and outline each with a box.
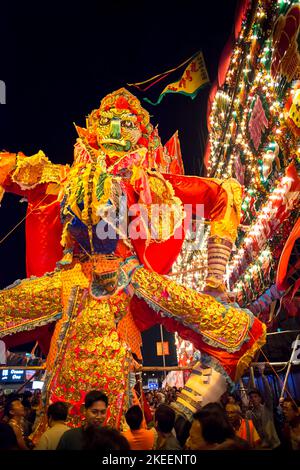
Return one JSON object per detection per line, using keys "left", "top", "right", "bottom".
{"left": 174, "top": 414, "right": 191, "bottom": 448}
{"left": 122, "top": 405, "right": 157, "bottom": 450}
{"left": 4, "top": 398, "right": 30, "bottom": 450}
{"left": 282, "top": 397, "right": 299, "bottom": 423}
{"left": 225, "top": 403, "right": 260, "bottom": 448}
{"left": 245, "top": 365, "right": 280, "bottom": 449}
{"left": 21, "top": 390, "right": 36, "bottom": 436}
{"left": 83, "top": 426, "right": 130, "bottom": 450}
{"left": 57, "top": 390, "right": 108, "bottom": 450}
{"left": 279, "top": 397, "right": 300, "bottom": 450}
{"left": 31, "top": 389, "right": 42, "bottom": 412}
{"left": 35, "top": 402, "right": 69, "bottom": 450}
{"left": 154, "top": 404, "right": 181, "bottom": 450}
{"left": 246, "top": 389, "right": 280, "bottom": 448}
{"left": 185, "top": 402, "right": 249, "bottom": 450}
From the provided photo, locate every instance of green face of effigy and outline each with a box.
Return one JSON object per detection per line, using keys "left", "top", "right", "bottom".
{"left": 96, "top": 107, "right": 142, "bottom": 154}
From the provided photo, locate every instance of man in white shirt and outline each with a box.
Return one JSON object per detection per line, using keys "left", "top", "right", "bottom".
{"left": 35, "top": 402, "right": 70, "bottom": 450}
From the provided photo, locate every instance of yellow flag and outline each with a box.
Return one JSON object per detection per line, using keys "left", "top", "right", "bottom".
{"left": 144, "top": 52, "right": 209, "bottom": 105}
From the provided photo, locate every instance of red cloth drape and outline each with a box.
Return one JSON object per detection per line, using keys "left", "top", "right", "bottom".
{"left": 26, "top": 198, "right": 63, "bottom": 277}
{"left": 123, "top": 175, "right": 228, "bottom": 274}
{"left": 276, "top": 218, "right": 300, "bottom": 291}
{"left": 163, "top": 174, "right": 227, "bottom": 221}
{"left": 3, "top": 323, "right": 55, "bottom": 355}
{"left": 3, "top": 180, "right": 63, "bottom": 277}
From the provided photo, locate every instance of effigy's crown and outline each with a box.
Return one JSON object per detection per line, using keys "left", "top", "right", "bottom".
{"left": 86, "top": 87, "right": 151, "bottom": 132}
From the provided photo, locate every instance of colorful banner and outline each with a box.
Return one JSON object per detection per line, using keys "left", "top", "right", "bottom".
{"left": 128, "top": 52, "right": 209, "bottom": 106}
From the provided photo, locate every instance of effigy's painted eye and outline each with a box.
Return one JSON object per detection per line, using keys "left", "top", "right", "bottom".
{"left": 99, "top": 117, "right": 110, "bottom": 126}
{"left": 121, "top": 120, "right": 134, "bottom": 128}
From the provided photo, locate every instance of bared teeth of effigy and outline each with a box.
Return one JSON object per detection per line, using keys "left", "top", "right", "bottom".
{"left": 101, "top": 138, "right": 127, "bottom": 146}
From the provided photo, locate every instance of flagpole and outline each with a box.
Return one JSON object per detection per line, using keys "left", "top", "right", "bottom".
{"left": 159, "top": 324, "right": 167, "bottom": 382}
{"left": 127, "top": 52, "right": 199, "bottom": 88}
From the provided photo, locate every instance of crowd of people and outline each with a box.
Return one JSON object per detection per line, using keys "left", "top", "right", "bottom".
{"left": 0, "top": 367, "right": 300, "bottom": 451}
{"left": 145, "top": 386, "right": 182, "bottom": 411}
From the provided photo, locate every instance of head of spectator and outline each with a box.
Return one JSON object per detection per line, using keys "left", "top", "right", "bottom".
{"left": 47, "top": 401, "right": 68, "bottom": 427}
{"left": 282, "top": 398, "right": 299, "bottom": 423}
{"left": 248, "top": 388, "right": 263, "bottom": 408}
{"left": 22, "top": 391, "right": 34, "bottom": 420}
{"left": 125, "top": 405, "right": 143, "bottom": 431}
{"left": 174, "top": 414, "right": 191, "bottom": 448}
{"left": 32, "top": 389, "right": 42, "bottom": 407}
{"left": 22, "top": 390, "right": 33, "bottom": 404}
{"left": 227, "top": 393, "right": 238, "bottom": 405}
{"left": 186, "top": 402, "right": 235, "bottom": 450}
{"left": 4, "top": 398, "right": 25, "bottom": 422}
{"left": 155, "top": 404, "right": 176, "bottom": 435}
{"left": 83, "top": 426, "right": 130, "bottom": 450}
{"left": 225, "top": 403, "right": 242, "bottom": 431}
{"left": 84, "top": 390, "right": 108, "bottom": 428}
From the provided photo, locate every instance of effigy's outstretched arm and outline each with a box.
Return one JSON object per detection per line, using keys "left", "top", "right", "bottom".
{"left": 0, "top": 150, "right": 68, "bottom": 199}
{"left": 164, "top": 174, "right": 242, "bottom": 294}
{"left": 0, "top": 271, "right": 62, "bottom": 338}
{"left": 0, "top": 151, "right": 69, "bottom": 277}
{"left": 131, "top": 267, "right": 266, "bottom": 383}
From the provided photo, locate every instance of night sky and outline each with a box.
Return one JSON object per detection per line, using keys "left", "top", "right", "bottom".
{"left": 0, "top": 0, "right": 238, "bottom": 288}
